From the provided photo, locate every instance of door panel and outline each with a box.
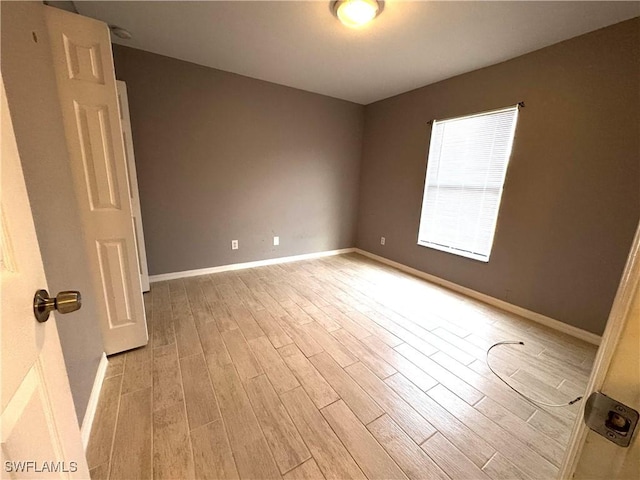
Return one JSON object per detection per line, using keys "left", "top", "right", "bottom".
{"left": 3, "top": 364, "right": 66, "bottom": 479}
{"left": 96, "top": 239, "right": 136, "bottom": 328}
{"left": 44, "top": 6, "right": 147, "bottom": 354}
{"left": 1, "top": 77, "right": 89, "bottom": 478}
{"left": 74, "top": 102, "right": 121, "bottom": 210}
{"left": 62, "top": 35, "right": 105, "bottom": 84}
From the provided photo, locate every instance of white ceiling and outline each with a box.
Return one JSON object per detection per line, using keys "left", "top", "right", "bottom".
{"left": 75, "top": 1, "right": 639, "bottom": 105}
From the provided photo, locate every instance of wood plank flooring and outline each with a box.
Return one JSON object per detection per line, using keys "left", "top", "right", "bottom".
{"left": 87, "top": 253, "right": 597, "bottom": 480}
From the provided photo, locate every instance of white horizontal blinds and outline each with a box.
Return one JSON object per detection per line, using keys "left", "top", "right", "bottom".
{"left": 419, "top": 106, "right": 519, "bottom": 261}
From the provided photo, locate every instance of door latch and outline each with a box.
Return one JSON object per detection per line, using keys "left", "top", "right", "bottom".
{"left": 584, "top": 391, "right": 638, "bottom": 447}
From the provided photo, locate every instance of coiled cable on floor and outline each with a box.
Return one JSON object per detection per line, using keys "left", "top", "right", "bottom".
{"left": 486, "top": 341, "right": 583, "bottom": 408}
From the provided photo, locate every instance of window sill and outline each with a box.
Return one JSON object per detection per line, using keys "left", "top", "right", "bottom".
{"left": 417, "top": 240, "right": 490, "bottom": 263}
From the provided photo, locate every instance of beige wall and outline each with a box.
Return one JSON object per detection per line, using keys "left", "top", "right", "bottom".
{"left": 1, "top": 1, "right": 105, "bottom": 423}
{"left": 356, "top": 19, "right": 640, "bottom": 335}
{"left": 112, "top": 45, "right": 364, "bottom": 276}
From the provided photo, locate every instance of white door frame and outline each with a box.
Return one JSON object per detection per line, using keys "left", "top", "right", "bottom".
{"left": 559, "top": 221, "right": 640, "bottom": 478}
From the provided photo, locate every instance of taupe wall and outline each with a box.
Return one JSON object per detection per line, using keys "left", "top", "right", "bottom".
{"left": 357, "top": 18, "right": 640, "bottom": 335}
{"left": 1, "top": 1, "right": 105, "bottom": 423}
{"left": 112, "top": 45, "right": 364, "bottom": 276}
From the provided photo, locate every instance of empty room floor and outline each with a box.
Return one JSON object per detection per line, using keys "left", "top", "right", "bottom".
{"left": 86, "top": 253, "right": 597, "bottom": 480}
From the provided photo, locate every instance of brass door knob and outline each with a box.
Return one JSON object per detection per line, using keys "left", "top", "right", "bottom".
{"left": 33, "top": 289, "right": 82, "bottom": 323}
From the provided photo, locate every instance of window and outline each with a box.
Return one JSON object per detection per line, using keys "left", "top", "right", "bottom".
{"left": 418, "top": 105, "right": 519, "bottom": 262}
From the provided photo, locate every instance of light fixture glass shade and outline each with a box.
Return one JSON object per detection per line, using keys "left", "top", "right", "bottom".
{"left": 336, "top": 0, "right": 380, "bottom": 28}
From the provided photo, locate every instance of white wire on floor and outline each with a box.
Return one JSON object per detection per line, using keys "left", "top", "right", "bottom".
{"left": 486, "top": 341, "right": 583, "bottom": 408}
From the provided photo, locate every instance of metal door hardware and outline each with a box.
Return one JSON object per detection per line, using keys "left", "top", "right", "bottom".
{"left": 33, "top": 289, "right": 82, "bottom": 323}
{"left": 584, "top": 391, "right": 638, "bottom": 447}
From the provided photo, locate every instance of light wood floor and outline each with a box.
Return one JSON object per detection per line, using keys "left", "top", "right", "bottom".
{"left": 87, "top": 253, "right": 597, "bottom": 480}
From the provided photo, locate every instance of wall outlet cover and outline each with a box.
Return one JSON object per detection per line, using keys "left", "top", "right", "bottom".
{"left": 380, "top": 237, "right": 386, "bottom": 245}
{"left": 274, "top": 236, "right": 280, "bottom": 246}
{"left": 231, "top": 240, "right": 238, "bottom": 250}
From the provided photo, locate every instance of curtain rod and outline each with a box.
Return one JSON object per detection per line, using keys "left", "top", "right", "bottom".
{"left": 427, "top": 101, "right": 525, "bottom": 126}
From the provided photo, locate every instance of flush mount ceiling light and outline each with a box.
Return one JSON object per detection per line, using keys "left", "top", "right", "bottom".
{"left": 109, "top": 25, "right": 132, "bottom": 40}
{"left": 331, "top": 0, "right": 384, "bottom": 28}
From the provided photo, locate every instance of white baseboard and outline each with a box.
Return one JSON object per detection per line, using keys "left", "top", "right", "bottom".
{"left": 147, "top": 245, "right": 601, "bottom": 345}
{"left": 149, "top": 248, "right": 357, "bottom": 283}
{"left": 80, "top": 352, "right": 108, "bottom": 451}
{"left": 355, "top": 248, "right": 602, "bottom": 346}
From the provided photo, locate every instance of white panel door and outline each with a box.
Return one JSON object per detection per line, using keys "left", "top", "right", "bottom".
{"left": 116, "top": 80, "right": 150, "bottom": 292}
{"left": 1, "top": 78, "right": 90, "bottom": 479}
{"left": 44, "top": 6, "right": 148, "bottom": 354}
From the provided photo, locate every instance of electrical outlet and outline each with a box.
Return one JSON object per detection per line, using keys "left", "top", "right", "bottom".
{"left": 273, "top": 236, "right": 280, "bottom": 246}
{"left": 380, "top": 236, "right": 386, "bottom": 246}
{"left": 231, "top": 240, "right": 238, "bottom": 250}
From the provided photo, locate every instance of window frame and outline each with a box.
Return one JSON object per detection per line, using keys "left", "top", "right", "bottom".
{"left": 417, "top": 104, "right": 520, "bottom": 262}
